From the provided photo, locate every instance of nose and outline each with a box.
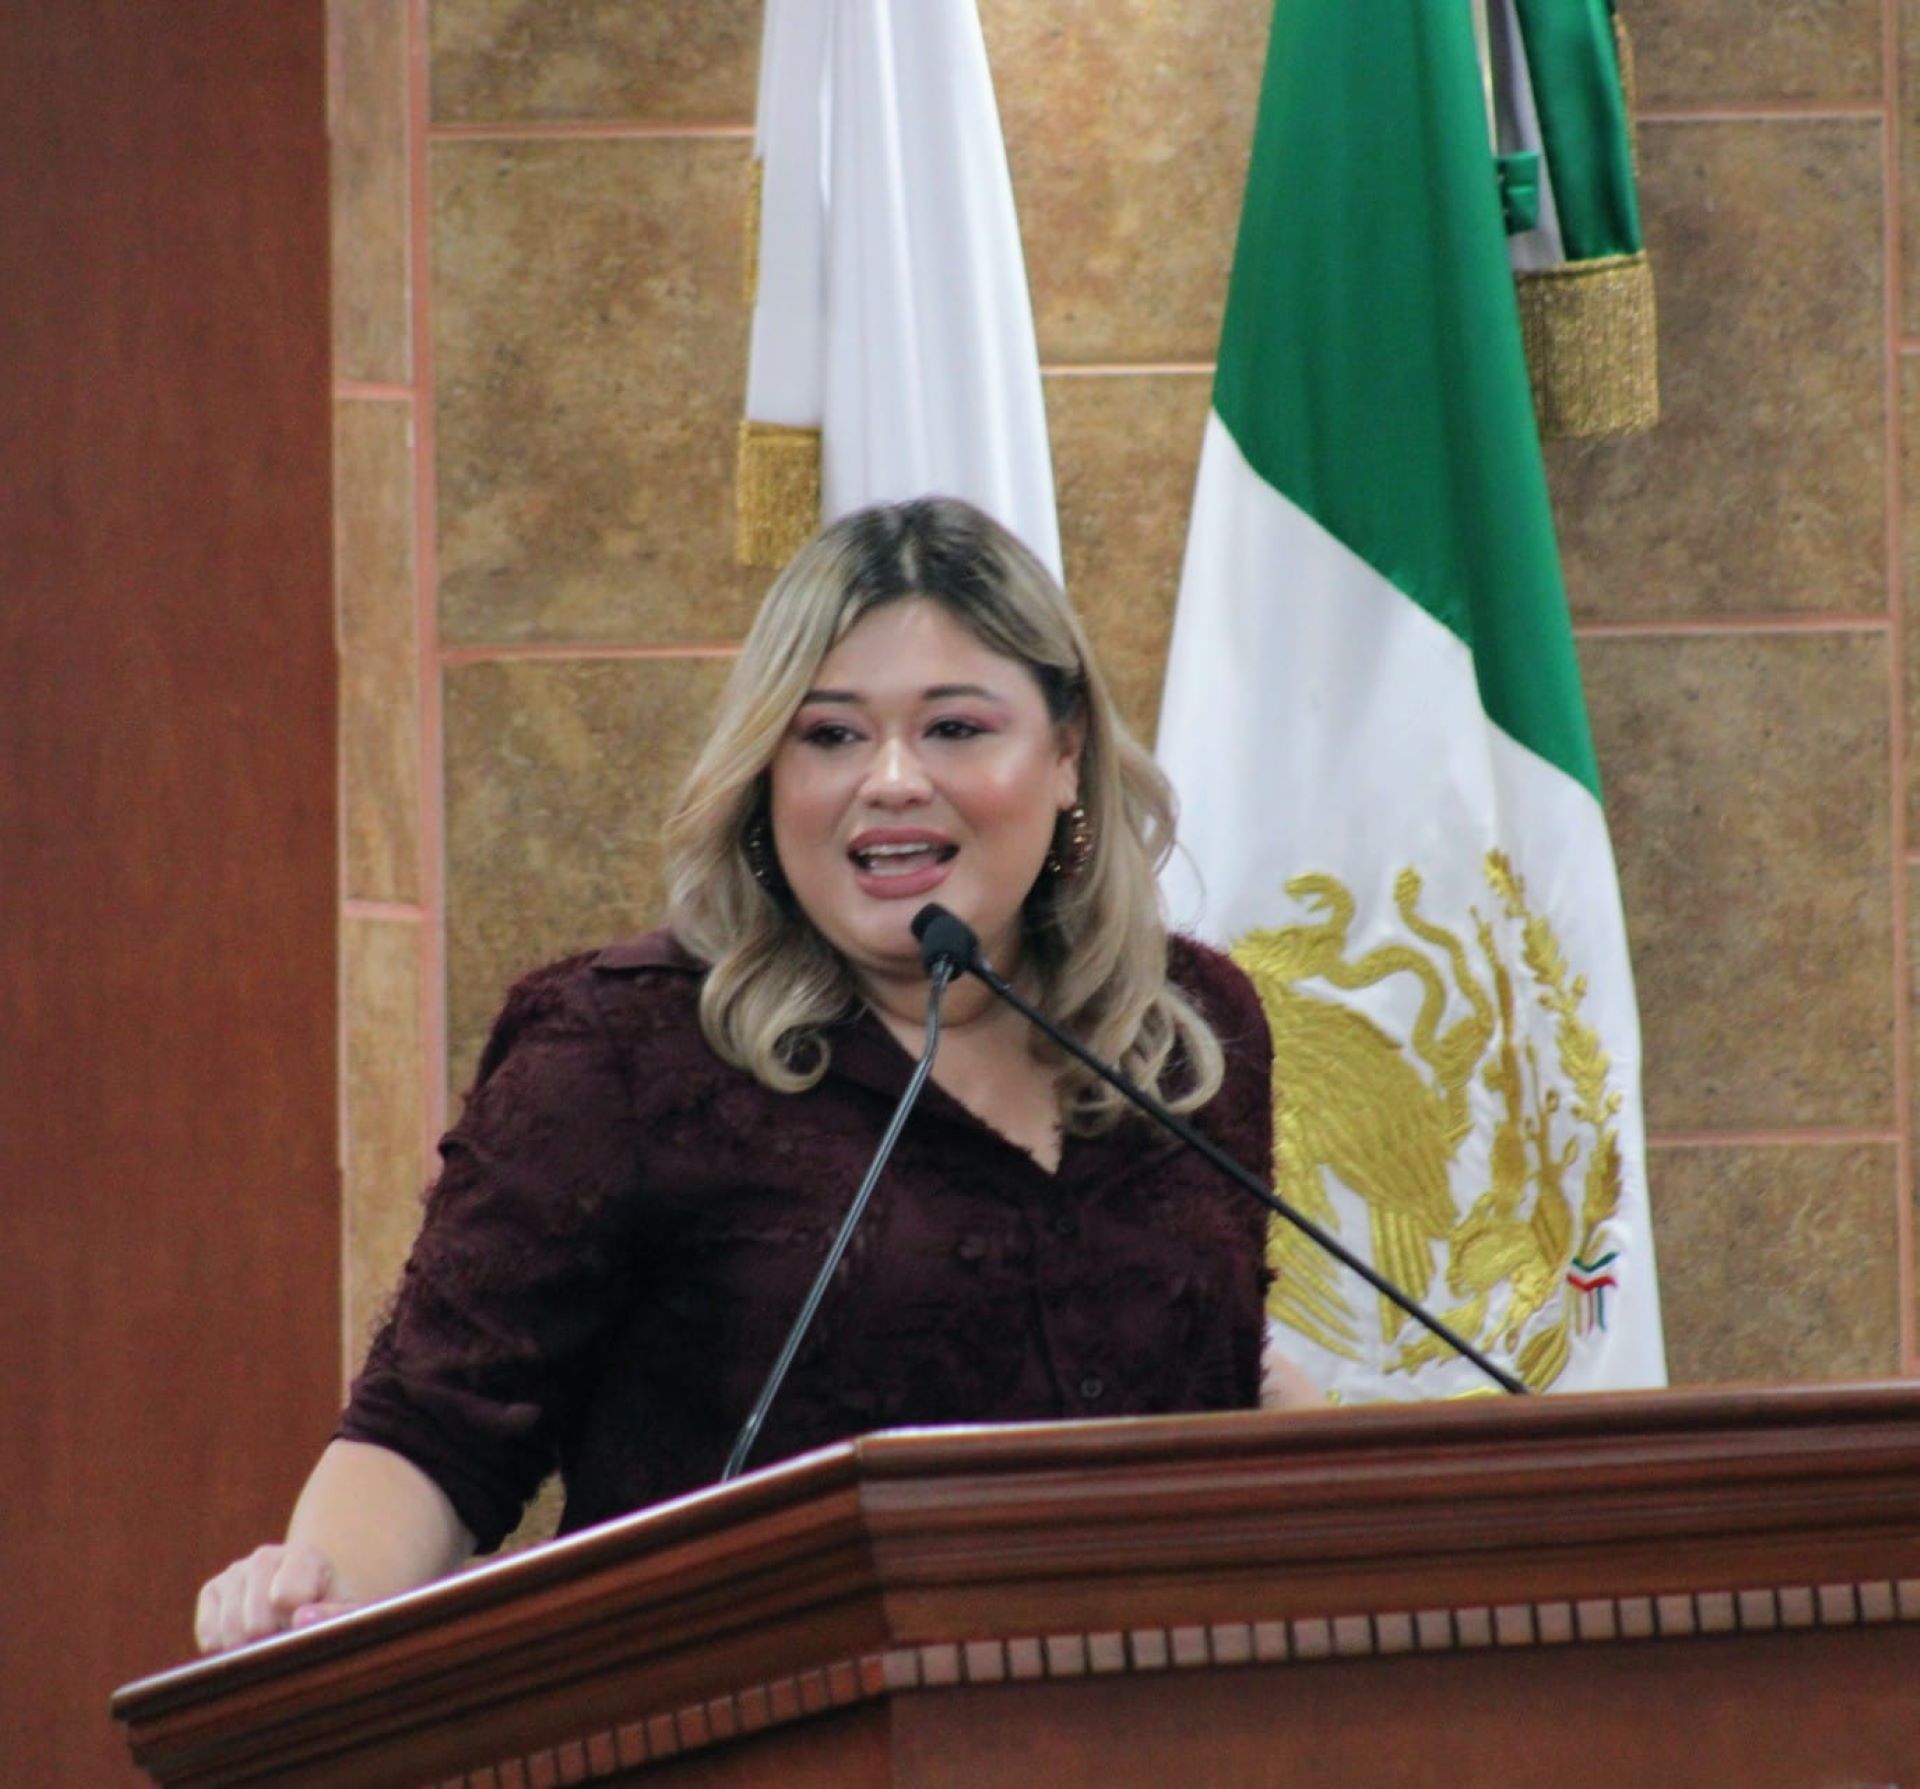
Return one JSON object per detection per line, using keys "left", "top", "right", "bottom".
{"left": 860, "top": 735, "right": 932, "bottom": 806}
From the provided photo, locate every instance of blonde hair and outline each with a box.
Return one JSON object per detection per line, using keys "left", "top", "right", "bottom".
{"left": 663, "top": 497, "right": 1224, "bottom": 1132}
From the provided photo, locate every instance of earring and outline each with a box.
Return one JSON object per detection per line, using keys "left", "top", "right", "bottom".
{"left": 1044, "top": 802, "right": 1094, "bottom": 879}
{"left": 743, "top": 817, "right": 786, "bottom": 894}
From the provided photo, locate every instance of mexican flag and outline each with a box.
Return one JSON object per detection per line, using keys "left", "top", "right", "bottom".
{"left": 1157, "top": 0, "right": 1666, "bottom": 1400}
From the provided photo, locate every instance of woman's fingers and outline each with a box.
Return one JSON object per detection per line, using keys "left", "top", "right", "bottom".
{"left": 194, "top": 1544, "right": 344, "bottom": 1653}
{"left": 289, "top": 1600, "right": 358, "bottom": 1630}
{"left": 196, "top": 1554, "right": 264, "bottom": 1653}
{"left": 267, "top": 1545, "right": 334, "bottom": 1616}
{"left": 195, "top": 1559, "right": 247, "bottom": 1653}
{"left": 192, "top": 1571, "right": 228, "bottom": 1654}
{"left": 237, "top": 1545, "right": 285, "bottom": 1644}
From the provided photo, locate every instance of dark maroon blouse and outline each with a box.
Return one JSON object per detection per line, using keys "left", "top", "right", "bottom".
{"left": 339, "top": 930, "right": 1274, "bottom": 1552}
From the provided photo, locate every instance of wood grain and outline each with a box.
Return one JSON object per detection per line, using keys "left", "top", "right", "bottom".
{"left": 0, "top": 4, "right": 338, "bottom": 1781}
{"left": 114, "top": 1385, "right": 1920, "bottom": 1785}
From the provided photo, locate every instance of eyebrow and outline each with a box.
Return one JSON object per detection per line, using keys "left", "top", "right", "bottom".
{"left": 798, "top": 683, "right": 1010, "bottom": 706}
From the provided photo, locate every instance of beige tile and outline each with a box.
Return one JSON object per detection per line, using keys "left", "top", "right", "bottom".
{"left": 431, "top": 0, "right": 758, "bottom": 125}
{"left": 983, "top": 0, "right": 1271, "bottom": 365}
{"left": 500, "top": 1474, "right": 565, "bottom": 1555}
{"left": 433, "top": 140, "right": 769, "bottom": 646}
{"left": 1903, "top": 1, "right": 1920, "bottom": 337}
{"left": 343, "top": 915, "right": 430, "bottom": 1377}
{"left": 1649, "top": 1143, "right": 1899, "bottom": 1384}
{"left": 1903, "top": 359, "right": 1920, "bottom": 839}
{"left": 1049, "top": 373, "right": 1211, "bottom": 747}
{"left": 1547, "top": 121, "right": 1885, "bottom": 620}
{"left": 1911, "top": 864, "right": 1920, "bottom": 1358}
{"left": 329, "top": 0, "right": 411, "bottom": 385}
{"left": 443, "top": 655, "right": 733, "bottom": 1091}
{"left": 336, "top": 399, "right": 421, "bottom": 904}
{"left": 1586, "top": 632, "right": 1894, "bottom": 1131}
{"left": 1626, "top": 0, "right": 1880, "bottom": 108}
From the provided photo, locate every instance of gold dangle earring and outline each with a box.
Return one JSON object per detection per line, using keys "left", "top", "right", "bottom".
{"left": 743, "top": 815, "right": 786, "bottom": 894}
{"left": 1044, "top": 802, "right": 1094, "bottom": 879}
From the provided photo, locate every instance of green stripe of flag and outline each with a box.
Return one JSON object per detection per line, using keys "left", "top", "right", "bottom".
{"left": 1515, "top": 0, "right": 1642, "bottom": 261}
{"left": 1212, "top": 0, "right": 1600, "bottom": 798}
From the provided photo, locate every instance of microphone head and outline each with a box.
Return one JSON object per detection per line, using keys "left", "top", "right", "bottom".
{"left": 911, "top": 904, "right": 978, "bottom": 977}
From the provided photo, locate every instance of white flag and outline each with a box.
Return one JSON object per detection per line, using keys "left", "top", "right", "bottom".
{"left": 740, "top": 0, "right": 1059, "bottom": 578}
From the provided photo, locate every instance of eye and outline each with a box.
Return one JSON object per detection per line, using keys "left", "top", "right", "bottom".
{"left": 797, "top": 720, "right": 861, "bottom": 748}
{"left": 927, "top": 717, "right": 987, "bottom": 741}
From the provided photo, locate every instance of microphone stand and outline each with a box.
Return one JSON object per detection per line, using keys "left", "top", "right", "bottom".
{"left": 913, "top": 906, "right": 1525, "bottom": 1397}
{"left": 720, "top": 955, "right": 958, "bottom": 1481}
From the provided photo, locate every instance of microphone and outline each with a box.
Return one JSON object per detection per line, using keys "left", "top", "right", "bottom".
{"left": 912, "top": 904, "right": 977, "bottom": 979}
{"left": 720, "top": 948, "right": 958, "bottom": 1481}
{"left": 909, "top": 903, "right": 1525, "bottom": 1397}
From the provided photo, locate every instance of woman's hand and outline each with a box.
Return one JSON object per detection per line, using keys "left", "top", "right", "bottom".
{"left": 192, "top": 1442, "right": 474, "bottom": 1655}
{"left": 1259, "top": 1319, "right": 1328, "bottom": 1411}
{"left": 193, "top": 1542, "right": 359, "bottom": 1654}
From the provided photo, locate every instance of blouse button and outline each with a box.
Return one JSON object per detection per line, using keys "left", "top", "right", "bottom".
{"left": 1078, "top": 1374, "right": 1105, "bottom": 1402}
{"left": 1049, "top": 1213, "right": 1079, "bottom": 1239}
{"left": 955, "top": 1233, "right": 988, "bottom": 1262}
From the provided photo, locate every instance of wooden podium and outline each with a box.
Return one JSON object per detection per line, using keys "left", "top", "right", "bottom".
{"left": 115, "top": 1384, "right": 1920, "bottom": 1786}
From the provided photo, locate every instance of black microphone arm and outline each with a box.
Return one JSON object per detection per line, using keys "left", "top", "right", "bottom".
{"left": 910, "top": 904, "right": 1526, "bottom": 1397}
{"left": 721, "top": 954, "right": 959, "bottom": 1482}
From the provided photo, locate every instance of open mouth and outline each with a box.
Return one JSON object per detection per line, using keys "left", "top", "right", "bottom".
{"left": 849, "top": 840, "right": 959, "bottom": 877}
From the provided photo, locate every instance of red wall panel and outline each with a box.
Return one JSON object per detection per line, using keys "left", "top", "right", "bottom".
{"left": 0, "top": 5, "right": 338, "bottom": 1780}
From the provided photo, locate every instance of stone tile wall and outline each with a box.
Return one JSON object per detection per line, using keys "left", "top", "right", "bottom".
{"left": 329, "top": 1, "right": 1919, "bottom": 1418}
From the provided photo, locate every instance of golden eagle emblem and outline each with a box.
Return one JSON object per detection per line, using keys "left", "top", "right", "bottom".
{"left": 1231, "top": 851, "right": 1624, "bottom": 1393}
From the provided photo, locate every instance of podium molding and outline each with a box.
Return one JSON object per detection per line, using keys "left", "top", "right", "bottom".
{"left": 115, "top": 1383, "right": 1920, "bottom": 1786}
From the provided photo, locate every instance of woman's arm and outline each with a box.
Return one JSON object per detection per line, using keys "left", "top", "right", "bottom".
{"left": 193, "top": 1440, "right": 474, "bottom": 1654}
{"left": 1260, "top": 1318, "right": 1326, "bottom": 1410}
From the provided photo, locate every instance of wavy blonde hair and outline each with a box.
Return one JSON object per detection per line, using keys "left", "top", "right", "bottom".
{"left": 663, "top": 497, "right": 1223, "bottom": 1132}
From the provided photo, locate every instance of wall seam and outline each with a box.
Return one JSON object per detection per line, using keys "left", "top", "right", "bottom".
{"left": 428, "top": 120, "right": 752, "bottom": 141}
{"left": 1638, "top": 102, "right": 1883, "bottom": 123}
{"left": 1041, "top": 363, "right": 1216, "bottom": 378}
{"left": 1882, "top": 0, "right": 1916, "bottom": 1376}
{"left": 1573, "top": 614, "right": 1891, "bottom": 638}
{"left": 439, "top": 642, "right": 744, "bottom": 665}
{"left": 408, "top": 0, "right": 449, "bottom": 1180}
{"left": 1648, "top": 1129, "right": 1904, "bottom": 1150}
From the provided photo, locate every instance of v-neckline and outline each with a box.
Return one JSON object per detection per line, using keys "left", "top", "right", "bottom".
{"left": 845, "top": 1005, "right": 1070, "bottom": 1182}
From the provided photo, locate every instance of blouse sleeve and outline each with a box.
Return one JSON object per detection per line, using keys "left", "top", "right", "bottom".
{"left": 337, "top": 956, "right": 642, "bottom": 1552}
{"left": 1185, "top": 938, "right": 1277, "bottom": 1194}
{"left": 1176, "top": 937, "right": 1279, "bottom": 1348}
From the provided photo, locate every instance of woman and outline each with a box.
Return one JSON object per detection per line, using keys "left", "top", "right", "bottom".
{"left": 194, "top": 497, "right": 1312, "bottom": 1655}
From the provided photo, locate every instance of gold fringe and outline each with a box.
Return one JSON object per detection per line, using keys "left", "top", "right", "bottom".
{"left": 1516, "top": 251, "right": 1659, "bottom": 440}
{"left": 742, "top": 157, "right": 764, "bottom": 306}
{"left": 734, "top": 419, "right": 822, "bottom": 566}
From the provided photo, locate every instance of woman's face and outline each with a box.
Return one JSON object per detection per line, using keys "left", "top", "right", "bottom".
{"left": 768, "top": 597, "right": 1081, "bottom": 992}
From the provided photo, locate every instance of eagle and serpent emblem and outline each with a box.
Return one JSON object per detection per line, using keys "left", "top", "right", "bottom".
{"left": 1230, "top": 851, "right": 1626, "bottom": 1394}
